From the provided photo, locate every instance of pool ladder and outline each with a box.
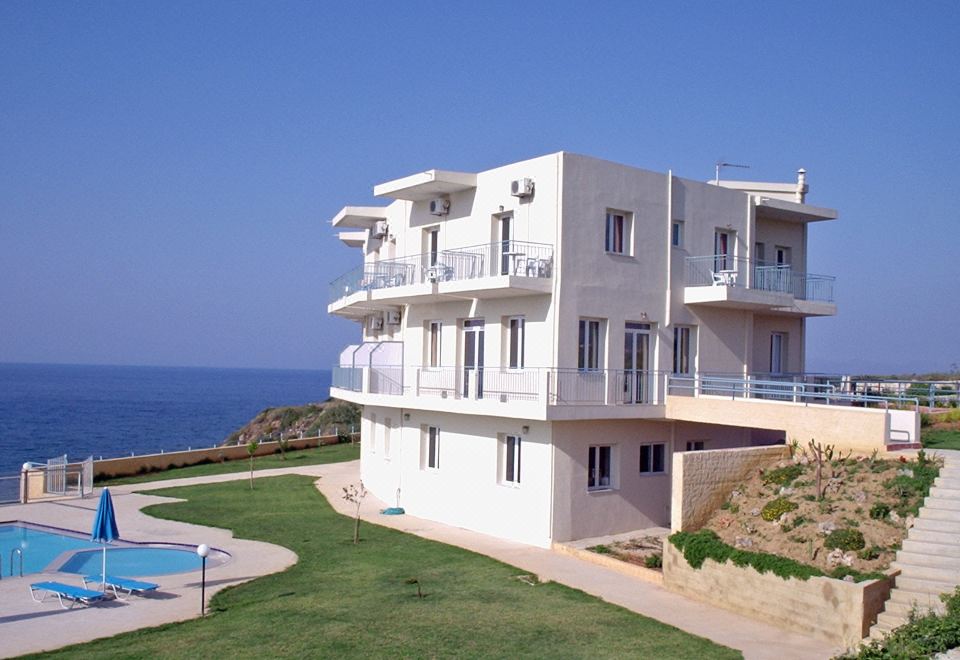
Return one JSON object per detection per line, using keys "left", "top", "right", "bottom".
{"left": 3, "top": 548, "right": 23, "bottom": 578}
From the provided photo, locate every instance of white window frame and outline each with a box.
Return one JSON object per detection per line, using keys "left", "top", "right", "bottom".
{"left": 673, "top": 326, "right": 692, "bottom": 375}
{"left": 426, "top": 320, "right": 442, "bottom": 368}
{"left": 605, "top": 210, "right": 631, "bottom": 255}
{"left": 500, "top": 434, "right": 522, "bottom": 486}
{"left": 578, "top": 318, "right": 603, "bottom": 371}
{"left": 639, "top": 442, "right": 666, "bottom": 475}
{"left": 671, "top": 220, "right": 684, "bottom": 248}
{"left": 507, "top": 316, "right": 525, "bottom": 370}
{"left": 423, "top": 425, "right": 440, "bottom": 471}
{"left": 426, "top": 227, "right": 440, "bottom": 267}
{"left": 588, "top": 444, "right": 614, "bottom": 491}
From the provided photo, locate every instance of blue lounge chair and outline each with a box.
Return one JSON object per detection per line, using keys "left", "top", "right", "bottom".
{"left": 29, "top": 581, "right": 106, "bottom": 609}
{"left": 83, "top": 574, "right": 159, "bottom": 600}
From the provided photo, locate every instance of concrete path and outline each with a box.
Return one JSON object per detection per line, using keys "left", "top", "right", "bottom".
{"left": 0, "top": 462, "right": 841, "bottom": 658}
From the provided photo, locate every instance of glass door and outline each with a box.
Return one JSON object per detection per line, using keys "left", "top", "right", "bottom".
{"left": 463, "top": 319, "right": 485, "bottom": 398}
{"left": 499, "top": 215, "right": 513, "bottom": 275}
{"left": 714, "top": 230, "right": 734, "bottom": 272}
{"left": 623, "top": 322, "right": 651, "bottom": 404}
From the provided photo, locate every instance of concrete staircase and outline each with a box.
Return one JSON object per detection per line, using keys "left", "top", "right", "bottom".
{"left": 869, "top": 456, "right": 960, "bottom": 640}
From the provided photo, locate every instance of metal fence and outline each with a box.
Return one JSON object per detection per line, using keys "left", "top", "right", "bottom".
{"left": 684, "top": 255, "right": 835, "bottom": 303}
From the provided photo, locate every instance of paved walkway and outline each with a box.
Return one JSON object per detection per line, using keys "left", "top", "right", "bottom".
{"left": 0, "top": 462, "right": 840, "bottom": 658}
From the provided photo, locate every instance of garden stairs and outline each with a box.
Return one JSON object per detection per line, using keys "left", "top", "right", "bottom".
{"left": 869, "top": 451, "right": 960, "bottom": 640}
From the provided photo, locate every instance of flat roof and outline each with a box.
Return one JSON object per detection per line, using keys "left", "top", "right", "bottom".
{"left": 330, "top": 206, "right": 389, "bottom": 228}
{"left": 756, "top": 197, "right": 837, "bottom": 223}
{"left": 374, "top": 169, "right": 477, "bottom": 201}
{"left": 337, "top": 230, "right": 367, "bottom": 248}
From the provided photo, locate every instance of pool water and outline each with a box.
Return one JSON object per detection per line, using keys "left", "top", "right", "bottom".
{"left": 0, "top": 523, "right": 214, "bottom": 577}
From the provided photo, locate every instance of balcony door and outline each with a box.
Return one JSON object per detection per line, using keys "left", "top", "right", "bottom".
{"left": 770, "top": 332, "right": 787, "bottom": 375}
{"left": 499, "top": 215, "right": 513, "bottom": 275}
{"left": 463, "top": 319, "right": 485, "bottom": 398}
{"left": 714, "top": 230, "right": 734, "bottom": 272}
{"left": 623, "top": 322, "right": 651, "bottom": 404}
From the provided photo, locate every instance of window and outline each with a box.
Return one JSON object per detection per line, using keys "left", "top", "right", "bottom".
{"left": 588, "top": 445, "right": 612, "bottom": 490}
{"left": 605, "top": 211, "right": 630, "bottom": 254}
{"left": 425, "top": 228, "right": 440, "bottom": 266}
{"left": 508, "top": 317, "right": 525, "bottom": 369}
{"left": 714, "top": 230, "right": 735, "bottom": 271}
{"left": 685, "top": 440, "right": 706, "bottom": 452}
{"left": 770, "top": 332, "right": 787, "bottom": 375}
{"left": 754, "top": 242, "right": 766, "bottom": 264}
{"left": 383, "top": 418, "right": 392, "bottom": 458}
{"left": 502, "top": 435, "right": 521, "bottom": 485}
{"left": 423, "top": 426, "right": 440, "bottom": 470}
{"left": 499, "top": 214, "right": 513, "bottom": 275}
{"left": 427, "top": 321, "right": 442, "bottom": 367}
{"left": 671, "top": 221, "right": 684, "bottom": 248}
{"left": 673, "top": 326, "right": 691, "bottom": 375}
{"left": 639, "top": 443, "right": 666, "bottom": 474}
{"left": 775, "top": 246, "right": 791, "bottom": 266}
{"left": 578, "top": 319, "right": 602, "bottom": 371}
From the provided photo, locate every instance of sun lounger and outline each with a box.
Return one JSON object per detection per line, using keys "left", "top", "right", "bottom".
{"left": 29, "top": 581, "right": 106, "bottom": 609}
{"left": 83, "top": 574, "right": 160, "bottom": 600}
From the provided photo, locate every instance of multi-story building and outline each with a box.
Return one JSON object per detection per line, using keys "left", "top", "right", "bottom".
{"left": 327, "top": 152, "right": 918, "bottom": 548}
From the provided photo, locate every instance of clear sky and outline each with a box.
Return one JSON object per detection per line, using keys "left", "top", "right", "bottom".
{"left": 1, "top": 1, "right": 958, "bottom": 374}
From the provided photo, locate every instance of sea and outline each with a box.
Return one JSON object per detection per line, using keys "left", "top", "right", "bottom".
{"left": 0, "top": 363, "right": 331, "bottom": 480}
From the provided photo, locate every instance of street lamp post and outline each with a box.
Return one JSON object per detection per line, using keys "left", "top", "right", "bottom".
{"left": 197, "top": 543, "right": 210, "bottom": 616}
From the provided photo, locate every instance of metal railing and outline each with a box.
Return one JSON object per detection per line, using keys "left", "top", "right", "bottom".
{"left": 329, "top": 240, "right": 554, "bottom": 303}
{"left": 548, "top": 369, "right": 664, "bottom": 405}
{"left": 0, "top": 475, "right": 20, "bottom": 505}
{"left": 668, "top": 373, "right": 919, "bottom": 409}
{"left": 685, "top": 255, "right": 835, "bottom": 303}
{"left": 845, "top": 379, "right": 960, "bottom": 408}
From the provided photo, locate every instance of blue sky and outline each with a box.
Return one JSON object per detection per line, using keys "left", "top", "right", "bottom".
{"left": 1, "top": 1, "right": 958, "bottom": 373}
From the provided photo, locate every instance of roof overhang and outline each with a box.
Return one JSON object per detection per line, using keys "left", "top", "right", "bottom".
{"left": 330, "top": 206, "right": 389, "bottom": 229}
{"left": 338, "top": 230, "right": 367, "bottom": 248}
{"left": 755, "top": 197, "right": 838, "bottom": 223}
{"left": 374, "top": 169, "right": 477, "bottom": 201}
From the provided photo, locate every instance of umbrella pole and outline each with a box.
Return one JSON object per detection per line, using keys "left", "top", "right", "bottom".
{"left": 101, "top": 544, "right": 107, "bottom": 592}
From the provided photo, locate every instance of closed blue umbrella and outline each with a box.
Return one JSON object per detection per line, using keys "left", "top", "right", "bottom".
{"left": 90, "top": 488, "right": 119, "bottom": 591}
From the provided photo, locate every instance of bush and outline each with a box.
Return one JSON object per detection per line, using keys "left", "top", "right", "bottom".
{"left": 761, "top": 497, "right": 798, "bottom": 522}
{"left": 824, "top": 528, "right": 866, "bottom": 551}
{"left": 587, "top": 544, "right": 611, "bottom": 555}
{"left": 644, "top": 554, "right": 662, "bottom": 569}
{"left": 869, "top": 503, "right": 891, "bottom": 520}
{"left": 762, "top": 464, "right": 804, "bottom": 486}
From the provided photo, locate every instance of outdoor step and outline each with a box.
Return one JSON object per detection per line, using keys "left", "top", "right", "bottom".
{"left": 875, "top": 611, "right": 908, "bottom": 631}
{"left": 893, "top": 574, "right": 960, "bottom": 594}
{"left": 928, "top": 486, "right": 960, "bottom": 500}
{"left": 907, "top": 527, "right": 960, "bottom": 544}
{"left": 934, "top": 477, "right": 960, "bottom": 489}
{"left": 924, "top": 497, "right": 960, "bottom": 511}
{"left": 911, "top": 518, "right": 960, "bottom": 534}
{"left": 895, "top": 551, "right": 960, "bottom": 569}
{"left": 917, "top": 507, "right": 960, "bottom": 522}
{"left": 902, "top": 539, "right": 960, "bottom": 558}
{"left": 937, "top": 467, "right": 960, "bottom": 477}
{"left": 881, "top": 598, "right": 933, "bottom": 618}
{"left": 892, "top": 562, "right": 960, "bottom": 583}
{"left": 888, "top": 589, "right": 947, "bottom": 613}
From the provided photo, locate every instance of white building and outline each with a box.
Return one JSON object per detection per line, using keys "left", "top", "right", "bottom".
{"left": 327, "top": 152, "right": 918, "bottom": 548}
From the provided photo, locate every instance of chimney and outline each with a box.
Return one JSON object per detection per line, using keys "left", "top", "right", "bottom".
{"left": 795, "top": 168, "right": 808, "bottom": 203}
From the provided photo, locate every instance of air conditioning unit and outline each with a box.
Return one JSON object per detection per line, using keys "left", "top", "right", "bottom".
{"left": 428, "top": 198, "right": 450, "bottom": 216}
{"left": 372, "top": 220, "right": 389, "bottom": 239}
{"left": 385, "top": 310, "right": 401, "bottom": 325}
{"left": 510, "top": 178, "right": 534, "bottom": 197}
{"left": 368, "top": 316, "right": 384, "bottom": 332}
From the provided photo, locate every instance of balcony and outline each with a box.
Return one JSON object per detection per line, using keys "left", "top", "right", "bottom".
{"left": 330, "top": 364, "right": 669, "bottom": 421}
{"left": 683, "top": 255, "right": 836, "bottom": 316}
{"left": 328, "top": 241, "right": 554, "bottom": 317}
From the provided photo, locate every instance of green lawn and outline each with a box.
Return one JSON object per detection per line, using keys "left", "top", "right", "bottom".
{"left": 923, "top": 429, "right": 960, "bottom": 450}
{"left": 97, "top": 442, "right": 360, "bottom": 486}
{"left": 38, "top": 475, "right": 740, "bottom": 659}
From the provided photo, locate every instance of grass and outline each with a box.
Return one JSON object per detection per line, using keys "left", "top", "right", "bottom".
{"left": 96, "top": 442, "right": 360, "bottom": 486}
{"left": 35, "top": 476, "right": 741, "bottom": 659}
{"left": 923, "top": 428, "right": 960, "bottom": 450}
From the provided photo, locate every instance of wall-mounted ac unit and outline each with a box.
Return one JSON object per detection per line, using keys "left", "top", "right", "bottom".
{"left": 372, "top": 220, "right": 389, "bottom": 239}
{"left": 368, "top": 316, "right": 384, "bottom": 331}
{"left": 385, "top": 310, "right": 401, "bottom": 325}
{"left": 510, "top": 178, "right": 534, "bottom": 197}
{"left": 428, "top": 198, "right": 450, "bottom": 216}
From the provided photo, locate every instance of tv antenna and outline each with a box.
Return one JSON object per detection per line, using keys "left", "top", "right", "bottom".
{"left": 714, "top": 160, "right": 750, "bottom": 185}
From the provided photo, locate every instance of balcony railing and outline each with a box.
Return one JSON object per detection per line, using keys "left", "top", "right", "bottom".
{"left": 668, "top": 372, "right": 918, "bottom": 409}
{"left": 329, "top": 240, "right": 554, "bottom": 303}
{"left": 684, "top": 255, "right": 835, "bottom": 303}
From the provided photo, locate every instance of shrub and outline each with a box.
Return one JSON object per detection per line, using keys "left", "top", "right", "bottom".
{"left": 761, "top": 497, "right": 798, "bottom": 522}
{"left": 825, "top": 528, "right": 865, "bottom": 551}
{"left": 858, "top": 545, "right": 883, "bottom": 561}
{"left": 762, "top": 464, "right": 804, "bottom": 486}
{"left": 869, "top": 503, "right": 891, "bottom": 520}
{"left": 587, "top": 544, "right": 611, "bottom": 555}
{"left": 644, "top": 554, "right": 662, "bottom": 569}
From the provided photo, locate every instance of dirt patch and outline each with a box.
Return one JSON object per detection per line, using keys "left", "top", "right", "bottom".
{"left": 699, "top": 446, "right": 940, "bottom": 575}
{"left": 588, "top": 535, "right": 665, "bottom": 569}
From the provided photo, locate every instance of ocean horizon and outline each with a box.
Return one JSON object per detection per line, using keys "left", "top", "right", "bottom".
{"left": 0, "top": 362, "right": 331, "bottom": 479}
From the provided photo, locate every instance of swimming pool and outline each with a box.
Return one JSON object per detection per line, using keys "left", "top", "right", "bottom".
{"left": 0, "top": 522, "right": 228, "bottom": 577}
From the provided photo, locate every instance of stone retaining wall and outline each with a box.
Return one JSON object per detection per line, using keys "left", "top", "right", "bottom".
{"left": 662, "top": 542, "right": 893, "bottom": 647}
{"left": 93, "top": 434, "right": 354, "bottom": 479}
{"left": 670, "top": 444, "right": 789, "bottom": 532}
